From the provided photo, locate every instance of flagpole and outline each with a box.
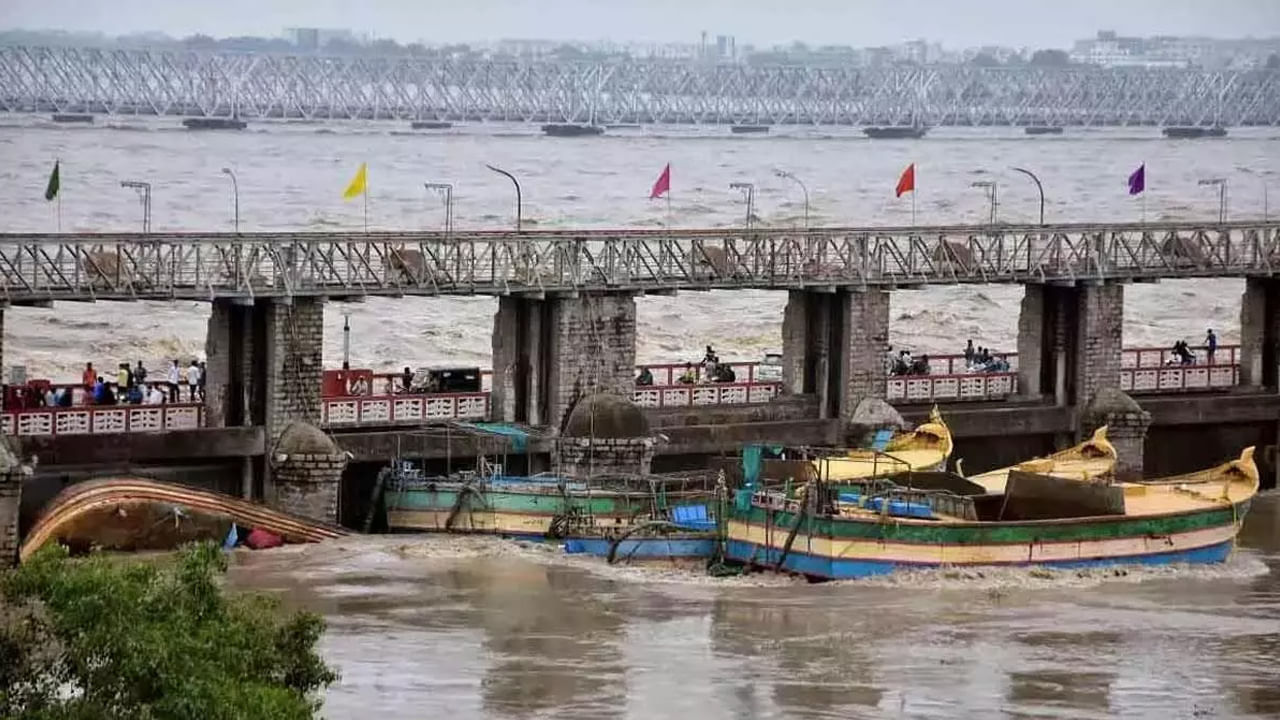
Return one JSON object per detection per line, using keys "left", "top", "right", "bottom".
{"left": 911, "top": 192, "right": 916, "bottom": 227}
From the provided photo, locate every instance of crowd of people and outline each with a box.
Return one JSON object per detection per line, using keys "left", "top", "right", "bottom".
{"left": 884, "top": 339, "right": 1011, "bottom": 377}
{"left": 55, "top": 359, "right": 205, "bottom": 407}
{"left": 637, "top": 345, "right": 737, "bottom": 386}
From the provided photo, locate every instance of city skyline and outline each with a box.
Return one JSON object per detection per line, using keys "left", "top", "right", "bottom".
{"left": 3, "top": 0, "right": 1279, "bottom": 50}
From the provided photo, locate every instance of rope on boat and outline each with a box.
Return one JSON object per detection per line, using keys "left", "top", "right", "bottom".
{"left": 774, "top": 480, "right": 814, "bottom": 573}
{"left": 443, "top": 479, "right": 485, "bottom": 531}
{"left": 605, "top": 520, "right": 681, "bottom": 565}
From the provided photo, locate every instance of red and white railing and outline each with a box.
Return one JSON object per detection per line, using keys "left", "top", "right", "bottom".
{"left": 1, "top": 403, "right": 203, "bottom": 437}
{"left": 887, "top": 373, "right": 1018, "bottom": 403}
{"left": 1122, "top": 364, "right": 1240, "bottom": 394}
{"left": 633, "top": 381, "right": 780, "bottom": 408}
{"left": 321, "top": 393, "right": 490, "bottom": 427}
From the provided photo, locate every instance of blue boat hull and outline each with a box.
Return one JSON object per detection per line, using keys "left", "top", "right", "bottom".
{"left": 564, "top": 536, "right": 716, "bottom": 561}
{"left": 724, "top": 539, "right": 1235, "bottom": 580}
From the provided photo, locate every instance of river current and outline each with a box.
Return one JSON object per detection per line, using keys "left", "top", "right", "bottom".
{"left": 0, "top": 118, "right": 1275, "bottom": 378}
{"left": 227, "top": 493, "right": 1280, "bottom": 719}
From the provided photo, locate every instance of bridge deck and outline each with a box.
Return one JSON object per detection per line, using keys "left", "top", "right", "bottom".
{"left": 1, "top": 222, "right": 1276, "bottom": 302}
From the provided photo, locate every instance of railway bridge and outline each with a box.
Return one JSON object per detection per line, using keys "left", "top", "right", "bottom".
{"left": 2, "top": 46, "right": 1279, "bottom": 126}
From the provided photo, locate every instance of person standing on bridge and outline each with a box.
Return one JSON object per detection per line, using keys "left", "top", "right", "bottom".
{"left": 81, "top": 362, "right": 96, "bottom": 393}
{"left": 187, "top": 360, "right": 201, "bottom": 402}
{"left": 1205, "top": 329, "right": 1217, "bottom": 365}
{"left": 167, "top": 359, "right": 181, "bottom": 403}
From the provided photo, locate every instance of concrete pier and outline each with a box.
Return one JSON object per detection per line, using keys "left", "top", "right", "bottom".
{"left": 1240, "top": 277, "right": 1279, "bottom": 389}
{"left": 1016, "top": 283, "right": 1124, "bottom": 409}
{"left": 781, "top": 288, "right": 889, "bottom": 420}
{"left": 491, "top": 292, "right": 637, "bottom": 433}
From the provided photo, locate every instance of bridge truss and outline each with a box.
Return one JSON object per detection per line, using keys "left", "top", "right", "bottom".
{"left": 1, "top": 46, "right": 1279, "bottom": 126}
{"left": 0, "top": 222, "right": 1276, "bottom": 303}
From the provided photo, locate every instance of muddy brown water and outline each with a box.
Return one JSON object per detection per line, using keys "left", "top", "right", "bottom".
{"left": 227, "top": 491, "right": 1280, "bottom": 719}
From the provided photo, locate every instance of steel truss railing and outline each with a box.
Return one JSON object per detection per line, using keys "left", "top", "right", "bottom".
{"left": 2, "top": 46, "right": 1279, "bottom": 126}
{"left": 0, "top": 222, "right": 1275, "bottom": 302}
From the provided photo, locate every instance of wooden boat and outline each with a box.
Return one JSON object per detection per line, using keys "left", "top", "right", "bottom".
{"left": 1162, "top": 126, "right": 1228, "bottom": 139}
{"left": 730, "top": 124, "right": 770, "bottom": 134}
{"left": 19, "top": 477, "right": 347, "bottom": 563}
{"left": 1024, "top": 126, "right": 1063, "bottom": 135}
{"left": 384, "top": 466, "right": 720, "bottom": 562}
{"left": 51, "top": 113, "right": 93, "bottom": 123}
{"left": 540, "top": 123, "right": 604, "bottom": 137}
{"left": 410, "top": 121, "right": 453, "bottom": 130}
{"left": 726, "top": 434, "right": 1259, "bottom": 580}
{"left": 820, "top": 406, "right": 954, "bottom": 481}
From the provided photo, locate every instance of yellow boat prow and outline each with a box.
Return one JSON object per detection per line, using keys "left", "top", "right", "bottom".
{"left": 818, "top": 406, "right": 954, "bottom": 480}
{"left": 968, "top": 426, "right": 1118, "bottom": 494}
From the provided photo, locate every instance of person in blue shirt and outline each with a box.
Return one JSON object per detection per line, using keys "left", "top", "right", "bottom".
{"left": 1205, "top": 329, "right": 1217, "bottom": 365}
{"left": 91, "top": 376, "right": 106, "bottom": 404}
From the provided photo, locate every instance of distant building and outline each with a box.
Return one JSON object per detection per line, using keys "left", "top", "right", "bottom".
{"left": 284, "top": 28, "right": 365, "bottom": 52}
{"left": 1070, "top": 30, "right": 1280, "bottom": 69}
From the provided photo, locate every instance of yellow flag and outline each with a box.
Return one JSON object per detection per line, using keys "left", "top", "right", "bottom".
{"left": 343, "top": 162, "right": 367, "bottom": 200}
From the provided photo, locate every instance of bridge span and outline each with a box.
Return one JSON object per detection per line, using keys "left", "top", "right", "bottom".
{"left": 2, "top": 46, "right": 1279, "bottom": 126}
{"left": 1, "top": 221, "right": 1277, "bottom": 303}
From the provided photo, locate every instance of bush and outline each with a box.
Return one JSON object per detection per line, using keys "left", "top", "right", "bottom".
{"left": 0, "top": 543, "right": 336, "bottom": 720}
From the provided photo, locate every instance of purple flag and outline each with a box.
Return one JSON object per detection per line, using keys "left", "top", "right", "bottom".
{"left": 1128, "top": 164, "right": 1145, "bottom": 195}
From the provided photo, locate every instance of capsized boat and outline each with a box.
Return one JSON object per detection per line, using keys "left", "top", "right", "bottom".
{"left": 726, "top": 435, "right": 1259, "bottom": 580}
{"left": 383, "top": 463, "right": 722, "bottom": 563}
{"left": 19, "top": 477, "right": 348, "bottom": 563}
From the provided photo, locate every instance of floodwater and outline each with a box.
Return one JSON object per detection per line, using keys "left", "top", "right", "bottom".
{"left": 0, "top": 118, "right": 1276, "bottom": 379}
{"left": 228, "top": 491, "right": 1280, "bottom": 719}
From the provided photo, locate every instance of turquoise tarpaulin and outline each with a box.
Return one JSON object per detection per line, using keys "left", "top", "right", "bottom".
{"left": 460, "top": 423, "right": 530, "bottom": 453}
{"left": 741, "top": 444, "right": 783, "bottom": 489}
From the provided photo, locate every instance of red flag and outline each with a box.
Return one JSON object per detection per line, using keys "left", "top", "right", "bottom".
{"left": 895, "top": 163, "right": 915, "bottom": 197}
{"left": 649, "top": 163, "right": 671, "bottom": 199}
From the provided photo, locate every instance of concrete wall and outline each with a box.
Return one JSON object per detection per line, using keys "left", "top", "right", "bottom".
{"left": 1075, "top": 283, "right": 1124, "bottom": 406}
{"left": 271, "top": 451, "right": 346, "bottom": 523}
{"left": 264, "top": 298, "right": 324, "bottom": 443}
{"left": 838, "top": 289, "right": 890, "bottom": 417}
{"left": 555, "top": 437, "right": 654, "bottom": 480}
{"left": 1240, "top": 277, "right": 1279, "bottom": 388}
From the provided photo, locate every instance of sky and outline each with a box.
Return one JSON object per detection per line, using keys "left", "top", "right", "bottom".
{"left": 2, "top": 0, "right": 1279, "bottom": 48}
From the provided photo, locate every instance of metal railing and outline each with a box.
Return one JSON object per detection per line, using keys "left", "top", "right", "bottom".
{"left": 1, "top": 403, "right": 203, "bottom": 437}
{"left": 0, "top": 222, "right": 1275, "bottom": 302}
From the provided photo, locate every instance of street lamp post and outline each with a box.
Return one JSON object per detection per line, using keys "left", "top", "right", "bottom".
{"left": 424, "top": 182, "right": 454, "bottom": 235}
{"left": 1198, "top": 178, "right": 1227, "bottom": 224}
{"left": 119, "top": 180, "right": 151, "bottom": 233}
{"left": 971, "top": 180, "right": 998, "bottom": 225}
{"left": 220, "top": 167, "right": 239, "bottom": 233}
{"left": 485, "top": 164, "right": 521, "bottom": 232}
{"left": 1010, "top": 166, "right": 1045, "bottom": 225}
{"left": 773, "top": 169, "right": 810, "bottom": 229}
{"left": 729, "top": 182, "right": 755, "bottom": 230}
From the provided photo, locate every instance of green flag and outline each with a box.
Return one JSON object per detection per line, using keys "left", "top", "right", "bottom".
{"left": 44, "top": 161, "right": 60, "bottom": 201}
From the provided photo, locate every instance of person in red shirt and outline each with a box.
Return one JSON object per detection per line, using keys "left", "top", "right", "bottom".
{"left": 81, "top": 362, "right": 96, "bottom": 389}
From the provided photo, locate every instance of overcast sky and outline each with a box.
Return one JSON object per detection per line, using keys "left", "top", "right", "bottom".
{"left": 3, "top": 0, "right": 1279, "bottom": 48}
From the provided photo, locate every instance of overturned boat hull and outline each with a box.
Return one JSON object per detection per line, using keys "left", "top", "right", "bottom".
{"left": 20, "top": 477, "right": 347, "bottom": 563}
